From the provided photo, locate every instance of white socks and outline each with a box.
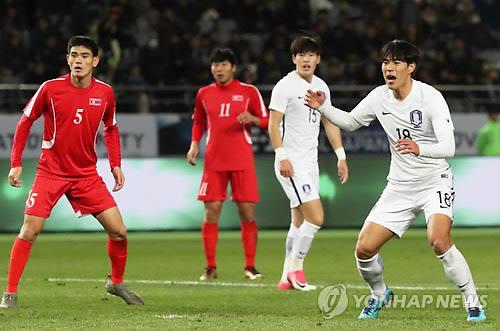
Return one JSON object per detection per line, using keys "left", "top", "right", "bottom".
{"left": 438, "top": 245, "right": 481, "bottom": 309}
{"left": 289, "top": 221, "right": 320, "bottom": 272}
{"left": 280, "top": 224, "right": 298, "bottom": 282}
{"left": 356, "top": 253, "right": 387, "bottom": 299}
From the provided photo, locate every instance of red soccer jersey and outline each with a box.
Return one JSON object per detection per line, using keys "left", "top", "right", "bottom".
{"left": 11, "top": 74, "right": 121, "bottom": 179}
{"left": 191, "top": 80, "right": 268, "bottom": 171}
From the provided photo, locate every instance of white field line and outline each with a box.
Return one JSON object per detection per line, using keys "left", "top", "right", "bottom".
{"left": 45, "top": 277, "right": 500, "bottom": 291}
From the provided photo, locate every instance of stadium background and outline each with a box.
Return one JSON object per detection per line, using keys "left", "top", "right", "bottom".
{"left": 1, "top": 0, "right": 498, "bottom": 231}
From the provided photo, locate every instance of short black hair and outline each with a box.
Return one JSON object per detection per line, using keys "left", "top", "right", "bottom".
{"left": 290, "top": 36, "right": 321, "bottom": 56}
{"left": 210, "top": 48, "right": 236, "bottom": 65}
{"left": 67, "top": 36, "right": 99, "bottom": 57}
{"left": 381, "top": 39, "right": 420, "bottom": 65}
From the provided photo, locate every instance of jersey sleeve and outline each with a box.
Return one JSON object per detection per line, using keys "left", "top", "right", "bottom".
{"left": 429, "top": 91, "right": 455, "bottom": 131}
{"left": 102, "top": 88, "right": 121, "bottom": 170}
{"left": 191, "top": 89, "right": 207, "bottom": 142}
{"left": 247, "top": 85, "right": 269, "bottom": 129}
{"left": 23, "top": 82, "right": 49, "bottom": 120}
{"left": 10, "top": 115, "right": 35, "bottom": 167}
{"left": 269, "top": 80, "right": 288, "bottom": 114}
{"left": 350, "top": 88, "right": 378, "bottom": 126}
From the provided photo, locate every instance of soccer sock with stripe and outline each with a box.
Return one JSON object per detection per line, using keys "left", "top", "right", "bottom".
{"left": 289, "top": 221, "right": 320, "bottom": 272}
{"left": 108, "top": 237, "right": 128, "bottom": 284}
{"left": 356, "top": 253, "right": 387, "bottom": 299}
{"left": 280, "top": 223, "right": 299, "bottom": 282}
{"left": 241, "top": 220, "right": 257, "bottom": 268}
{"left": 6, "top": 237, "right": 33, "bottom": 293}
{"left": 202, "top": 221, "right": 218, "bottom": 268}
{"left": 438, "top": 244, "right": 481, "bottom": 309}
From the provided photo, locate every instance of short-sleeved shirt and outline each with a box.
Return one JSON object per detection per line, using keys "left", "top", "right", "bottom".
{"left": 350, "top": 79, "right": 454, "bottom": 182}
{"left": 269, "top": 71, "right": 331, "bottom": 165}
{"left": 192, "top": 79, "right": 267, "bottom": 171}
{"left": 22, "top": 74, "right": 118, "bottom": 179}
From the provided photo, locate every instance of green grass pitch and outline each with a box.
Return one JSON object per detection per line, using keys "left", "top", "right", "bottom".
{"left": 0, "top": 229, "right": 498, "bottom": 330}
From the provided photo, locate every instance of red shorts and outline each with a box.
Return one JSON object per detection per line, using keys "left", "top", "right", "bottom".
{"left": 197, "top": 169, "right": 259, "bottom": 202}
{"left": 24, "top": 175, "right": 117, "bottom": 219}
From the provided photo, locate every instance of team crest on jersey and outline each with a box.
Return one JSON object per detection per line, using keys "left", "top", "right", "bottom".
{"left": 232, "top": 95, "right": 243, "bottom": 102}
{"left": 302, "top": 184, "right": 312, "bottom": 194}
{"left": 89, "top": 98, "right": 102, "bottom": 106}
{"left": 409, "top": 110, "right": 423, "bottom": 127}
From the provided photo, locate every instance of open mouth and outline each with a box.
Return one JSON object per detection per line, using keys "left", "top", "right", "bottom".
{"left": 74, "top": 66, "right": 83, "bottom": 72}
{"left": 386, "top": 74, "right": 396, "bottom": 82}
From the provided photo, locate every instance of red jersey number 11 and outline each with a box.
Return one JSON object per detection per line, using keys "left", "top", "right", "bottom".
{"left": 219, "top": 103, "right": 230, "bottom": 117}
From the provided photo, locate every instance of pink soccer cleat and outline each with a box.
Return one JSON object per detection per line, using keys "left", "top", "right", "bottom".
{"left": 278, "top": 280, "right": 293, "bottom": 291}
{"left": 287, "top": 270, "right": 317, "bottom": 291}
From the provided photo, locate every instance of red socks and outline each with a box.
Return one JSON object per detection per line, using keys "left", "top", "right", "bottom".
{"left": 202, "top": 221, "right": 218, "bottom": 268}
{"left": 108, "top": 238, "right": 127, "bottom": 284}
{"left": 241, "top": 220, "right": 257, "bottom": 268}
{"left": 6, "top": 237, "right": 33, "bottom": 293}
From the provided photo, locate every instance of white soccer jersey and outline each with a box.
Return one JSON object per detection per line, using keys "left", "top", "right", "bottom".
{"left": 269, "top": 71, "right": 331, "bottom": 164}
{"left": 351, "top": 79, "right": 454, "bottom": 181}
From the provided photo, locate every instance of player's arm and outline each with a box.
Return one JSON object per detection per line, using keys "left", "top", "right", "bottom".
{"left": 268, "top": 110, "right": 293, "bottom": 177}
{"left": 187, "top": 90, "right": 207, "bottom": 166}
{"left": 102, "top": 89, "right": 124, "bottom": 191}
{"left": 9, "top": 84, "right": 48, "bottom": 188}
{"left": 322, "top": 118, "right": 349, "bottom": 184}
{"left": 305, "top": 90, "right": 363, "bottom": 132}
{"left": 397, "top": 94, "right": 455, "bottom": 158}
{"left": 237, "top": 86, "right": 269, "bottom": 129}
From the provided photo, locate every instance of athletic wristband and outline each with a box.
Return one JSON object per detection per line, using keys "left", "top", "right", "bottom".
{"left": 275, "top": 147, "right": 288, "bottom": 162}
{"left": 318, "top": 101, "right": 330, "bottom": 113}
{"left": 334, "top": 147, "right": 346, "bottom": 160}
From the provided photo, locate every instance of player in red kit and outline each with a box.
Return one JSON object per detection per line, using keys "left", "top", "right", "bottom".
{"left": 0, "top": 36, "right": 143, "bottom": 308}
{"left": 186, "top": 48, "right": 268, "bottom": 281}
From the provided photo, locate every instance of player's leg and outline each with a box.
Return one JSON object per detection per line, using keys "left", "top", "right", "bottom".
{"left": 355, "top": 181, "right": 417, "bottom": 319}
{"left": 287, "top": 198, "right": 323, "bottom": 291}
{"left": 278, "top": 208, "right": 303, "bottom": 289}
{"left": 427, "top": 214, "right": 485, "bottom": 321}
{"left": 231, "top": 169, "right": 260, "bottom": 279}
{"left": 235, "top": 201, "right": 261, "bottom": 279}
{"left": 200, "top": 201, "right": 223, "bottom": 280}
{"left": 197, "top": 170, "right": 228, "bottom": 280}
{"left": 356, "top": 221, "right": 394, "bottom": 295}
{"left": 0, "top": 215, "right": 45, "bottom": 308}
{"left": 94, "top": 206, "right": 143, "bottom": 305}
{"left": 66, "top": 176, "right": 142, "bottom": 305}
{"left": 355, "top": 221, "right": 395, "bottom": 319}
{"left": 1, "top": 175, "right": 67, "bottom": 308}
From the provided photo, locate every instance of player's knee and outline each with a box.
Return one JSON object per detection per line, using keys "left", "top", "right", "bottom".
{"left": 19, "top": 227, "right": 41, "bottom": 242}
{"left": 204, "top": 204, "right": 222, "bottom": 222}
{"left": 108, "top": 226, "right": 127, "bottom": 241}
{"left": 428, "top": 237, "right": 452, "bottom": 255}
{"left": 238, "top": 210, "right": 255, "bottom": 222}
{"left": 355, "top": 244, "right": 377, "bottom": 260}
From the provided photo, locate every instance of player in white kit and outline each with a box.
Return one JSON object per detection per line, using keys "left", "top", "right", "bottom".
{"left": 268, "top": 36, "right": 349, "bottom": 291}
{"left": 305, "top": 40, "right": 485, "bottom": 322}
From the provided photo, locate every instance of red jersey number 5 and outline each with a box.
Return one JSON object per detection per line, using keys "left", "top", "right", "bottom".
{"left": 74, "top": 108, "right": 84, "bottom": 124}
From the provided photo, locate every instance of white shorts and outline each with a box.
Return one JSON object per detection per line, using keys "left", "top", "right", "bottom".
{"left": 274, "top": 161, "right": 320, "bottom": 208}
{"left": 366, "top": 168, "right": 454, "bottom": 238}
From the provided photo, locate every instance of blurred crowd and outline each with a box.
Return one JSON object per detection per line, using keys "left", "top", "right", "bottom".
{"left": 1, "top": 0, "right": 499, "bottom": 87}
